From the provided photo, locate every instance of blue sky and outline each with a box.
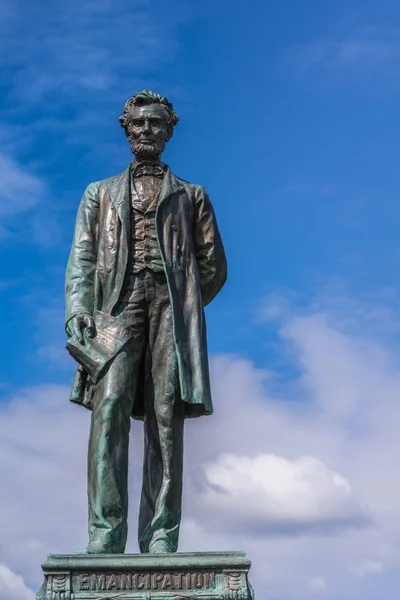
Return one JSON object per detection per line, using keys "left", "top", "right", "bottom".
{"left": 2, "top": 1, "right": 400, "bottom": 599}
{"left": 3, "top": 0, "right": 400, "bottom": 382}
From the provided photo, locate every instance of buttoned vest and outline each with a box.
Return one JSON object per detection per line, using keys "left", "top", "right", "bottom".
{"left": 128, "top": 178, "right": 164, "bottom": 274}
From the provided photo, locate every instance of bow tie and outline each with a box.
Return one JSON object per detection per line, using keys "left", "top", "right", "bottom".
{"left": 133, "top": 163, "right": 165, "bottom": 178}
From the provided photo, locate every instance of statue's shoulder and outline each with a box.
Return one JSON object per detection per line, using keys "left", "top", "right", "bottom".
{"left": 98, "top": 167, "right": 129, "bottom": 188}
{"left": 82, "top": 168, "right": 129, "bottom": 198}
{"left": 171, "top": 172, "right": 206, "bottom": 196}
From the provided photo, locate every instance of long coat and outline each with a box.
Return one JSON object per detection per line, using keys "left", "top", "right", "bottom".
{"left": 65, "top": 163, "right": 227, "bottom": 419}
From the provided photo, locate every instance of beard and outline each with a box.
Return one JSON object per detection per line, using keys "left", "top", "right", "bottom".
{"left": 130, "top": 141, "right": 165, "bottom": 162}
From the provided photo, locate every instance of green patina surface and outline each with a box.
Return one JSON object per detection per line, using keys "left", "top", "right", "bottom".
{"left": 64, "top": 90, "right": 227, "bottom": 556}
{"left": 36, "top": 91, "right": 254, "bottom": 600}
{"left": 37, "top": 552, "right": 254, "bottom": 600}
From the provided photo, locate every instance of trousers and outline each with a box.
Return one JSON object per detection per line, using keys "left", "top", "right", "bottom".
{"left": 87, "top": 269, "right": 184, "bottom": 553}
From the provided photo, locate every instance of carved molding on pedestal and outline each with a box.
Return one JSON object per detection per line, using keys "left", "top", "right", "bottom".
{"left": 37, "top": 552, "right": 254, "bottom": 600}
{"left": 41, "top": 570, "right": 74, "bottom": 600}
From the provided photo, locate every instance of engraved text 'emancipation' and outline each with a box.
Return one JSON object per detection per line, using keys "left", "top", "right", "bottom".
{"left": 79, "top": 571, "right": 217, "bottom": 592}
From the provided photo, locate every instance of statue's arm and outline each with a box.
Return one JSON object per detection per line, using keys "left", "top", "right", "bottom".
{"left": 65, "top": 182, "right": 100, "bottom": 331}
{"left": 193, "top": 186, "right": 227, "bottom": 306}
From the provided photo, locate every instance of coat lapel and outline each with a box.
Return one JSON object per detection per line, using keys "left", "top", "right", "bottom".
{"left": 157, "top": 167, "right": 185, "bottom": 208}
{"left": 107, "top": 166, "right": 131, "bottom": 242}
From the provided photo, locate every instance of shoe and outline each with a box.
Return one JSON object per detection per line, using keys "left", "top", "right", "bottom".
{"left": 73, "top": 541, "right": 111, "bottom": 555}
{"left": 148, "top": 539, "right": 174, "bottom": 554}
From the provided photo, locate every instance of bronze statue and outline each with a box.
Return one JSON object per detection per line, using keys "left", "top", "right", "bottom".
{"left": 65, "top": 90, "right": 227, "bottom": 555}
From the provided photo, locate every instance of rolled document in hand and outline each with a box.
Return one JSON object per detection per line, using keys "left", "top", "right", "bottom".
{"left": 66, "top": 310, "right": 132, "bottom": 383}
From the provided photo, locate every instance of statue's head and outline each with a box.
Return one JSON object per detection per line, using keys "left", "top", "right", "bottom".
{"left": 119, "top": 90, "right": 179, "bottom": 163}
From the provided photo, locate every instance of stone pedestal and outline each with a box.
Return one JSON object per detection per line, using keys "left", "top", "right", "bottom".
{"left": 37, "top": 552, "right": 254, "bottom": 600}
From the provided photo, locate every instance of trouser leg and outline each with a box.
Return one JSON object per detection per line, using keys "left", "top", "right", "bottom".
{"left": 87, "top": 274, "right": 147, "bottom": 553}
{"left": 138, "top": 273, "right": 185, "bottom": 553}
{"left": 87, "top": 340, "right": 144, "bottom": 552}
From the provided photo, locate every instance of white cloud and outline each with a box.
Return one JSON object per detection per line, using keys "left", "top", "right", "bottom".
{"left": 0, "top": 564, "right": 35, "bottom": 600}
{"left": 0, "top": 0, "right": 189, "bottom": 157}
{"left": 181, "top": 293, "right": 400, "bottom": 597}
{"left": 0, "top": 385, "right": 89, "bottom": 584}
{"left": 0, "top": 1, "right": 183, "bottom": 101}
{"left": 309, "top": 576, "right": 327, "bottom": 593}
{"left": 3, "top": 291, "right": 400, "bottom": 598}
{"left": 0, "top": 150, "right": 67, "bottom": 248}
{"left": 0, "top": 151, "right": 52, "bottom": 246}
{"left": 284, "top": 27, "right": 400, "bottom": 89}
{"left": 353, "top": 559, "right": 384, "bottom": 579}
{"left": 288, "top": 39, "right": 400, "bottom": 73}
{"left": 0, "top": 153, "right": 46, "bottom": 217}
{"left": 0, "top": 0, "right": 191, "bottom": 180}
{"left": 200, "top": 453, "right": 369, "bottom": 535}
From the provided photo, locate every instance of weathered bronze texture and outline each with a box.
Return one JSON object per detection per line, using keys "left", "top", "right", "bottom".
{"left": 37, "top": 552, "right": 254, "bottom": 600}
{"left": 64, "top": 90, "right": 227, "bottom": 555}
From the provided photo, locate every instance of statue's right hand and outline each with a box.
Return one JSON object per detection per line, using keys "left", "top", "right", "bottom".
{"left": 66, "top": 313, "right": 95, "bottom": 344}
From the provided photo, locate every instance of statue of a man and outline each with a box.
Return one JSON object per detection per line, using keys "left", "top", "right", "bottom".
{"left": 65, "top": 90, "right": 227, "bottom": 555}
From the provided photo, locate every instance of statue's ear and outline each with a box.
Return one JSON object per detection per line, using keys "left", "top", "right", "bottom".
{"left": 165, "top": 125, "right": 174, "bottom": 142}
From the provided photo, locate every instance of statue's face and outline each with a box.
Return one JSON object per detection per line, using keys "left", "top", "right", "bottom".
{"left": 126, "top": 104, "right": 171, "bottom": 162}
